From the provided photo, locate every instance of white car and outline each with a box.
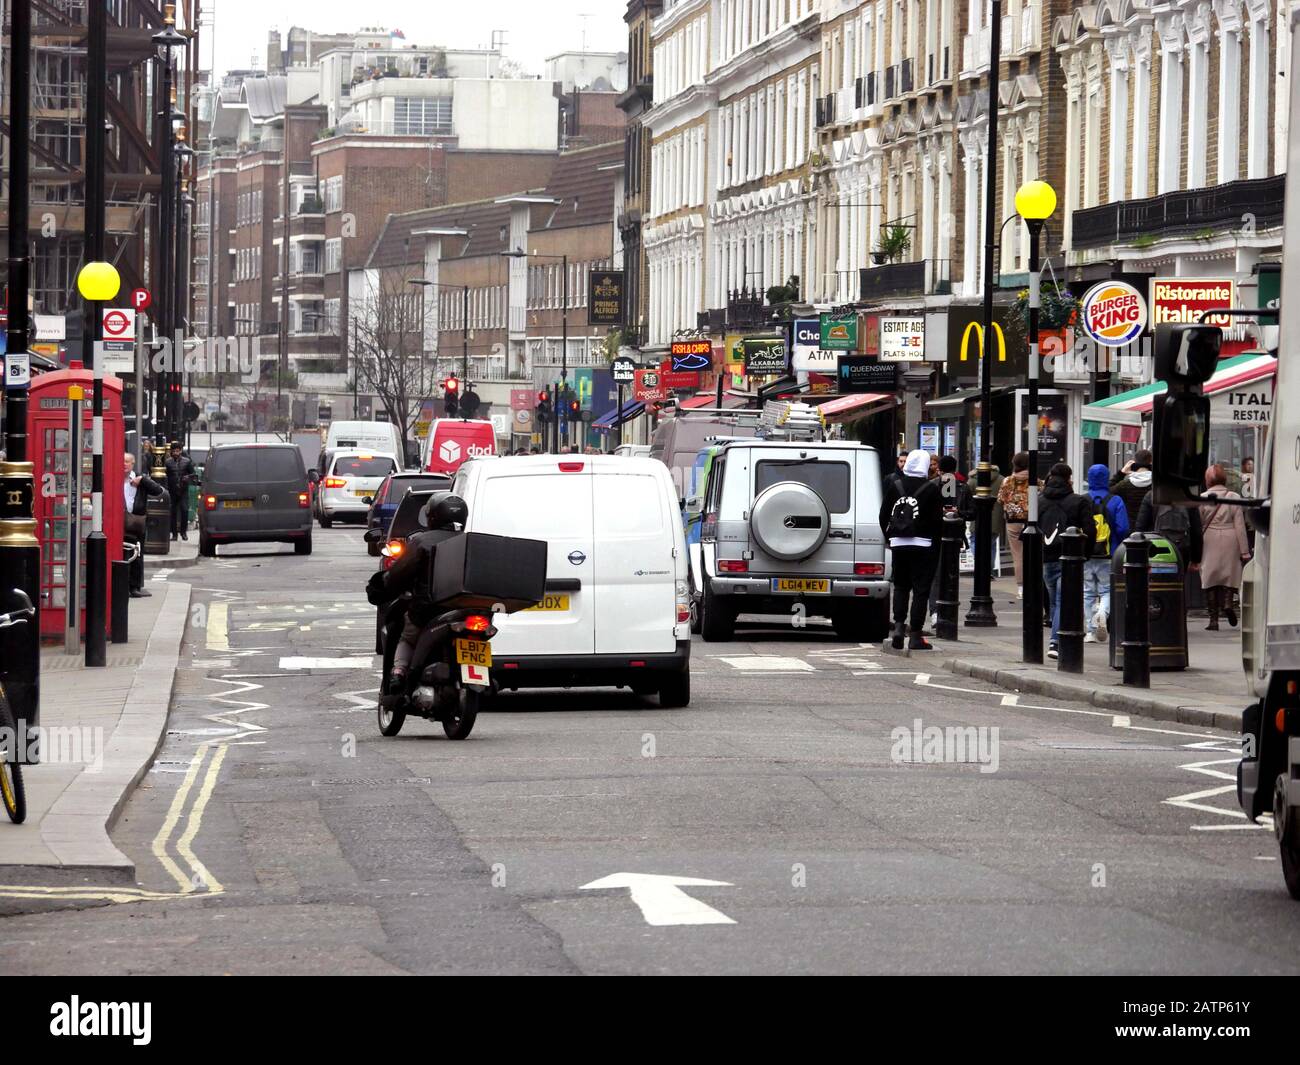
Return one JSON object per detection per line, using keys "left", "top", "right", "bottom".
{"left": 452, "top": 454, "right": 691, "bottom": 706}
{"left": 316, "top": 449, "right": 398, "bottom": 527}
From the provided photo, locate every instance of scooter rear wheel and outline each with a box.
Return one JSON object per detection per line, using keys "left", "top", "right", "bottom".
{"left": 442, "top": 687, "right": 480, "bottom": 740}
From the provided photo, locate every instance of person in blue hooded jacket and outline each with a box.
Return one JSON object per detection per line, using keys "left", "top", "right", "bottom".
{"left": 1083, "top": 462, "right": 1130, "bottom": 643}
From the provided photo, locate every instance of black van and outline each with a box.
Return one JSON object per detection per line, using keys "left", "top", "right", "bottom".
{"left": 198, "top": 443, "right": 313, "bottom": 557}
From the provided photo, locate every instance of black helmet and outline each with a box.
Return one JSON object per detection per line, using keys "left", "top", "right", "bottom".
{"left": 425, "top": 493, "right": 468, "bottom": 529}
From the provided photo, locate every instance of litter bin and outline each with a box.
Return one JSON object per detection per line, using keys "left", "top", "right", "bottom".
{"left": 144, "top": 487, "right": 171, "bottom": 555}
{"left": 1109, "top": 535, "right": 1188, "bottom": 671}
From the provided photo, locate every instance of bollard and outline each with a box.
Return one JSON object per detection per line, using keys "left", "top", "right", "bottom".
{"left": 1057, "top": 525, "right": 1086, "bottom": 673}
{"left": 111, "top": 558, "right": 130, "bottom": 643}
{"left": 1021, "top": 523, "right": 1043, "bottom": 663}
{"left": 935, "top": 512, "right": 963, "bottom": 641}
{"left": 1122, "top": 532, "right": 1151, "bottom": 687}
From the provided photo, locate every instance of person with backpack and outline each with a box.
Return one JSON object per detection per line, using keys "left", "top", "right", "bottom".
{"left": 1038, "top": 463, "right": 1097, "bottom": 659}
{"left": 1083, "top": 463, "right": 1130, "bottom": 644}
{"left": 1135, "top": 486, "right": 1203, "bottom": 572}
{"left": 1109, "top": 449, "right": 1154, "bottom": 529}
{"left": 879, "top": 449, "right": 944, "bottom": 651}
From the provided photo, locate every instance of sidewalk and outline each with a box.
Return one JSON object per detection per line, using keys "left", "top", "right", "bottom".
{"left": 0, "top": 578, "right": 192, "bottom": 880}
{"left": 923, "top": 575, "right": 1248, "bottom": 732}
{"left": 143, "top": 533, "right": 200, "bottom": 571}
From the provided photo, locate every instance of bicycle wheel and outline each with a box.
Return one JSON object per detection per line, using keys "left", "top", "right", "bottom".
{"left": 0, "top": 691, "right": 27, "bottom": 824}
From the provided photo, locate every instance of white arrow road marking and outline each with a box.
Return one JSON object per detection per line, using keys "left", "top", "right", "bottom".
{"left": 580, "top": 873, "right": 736, "bottom": 926}
{"left": 278, "top": 656, "right": 375, "bottom": 670}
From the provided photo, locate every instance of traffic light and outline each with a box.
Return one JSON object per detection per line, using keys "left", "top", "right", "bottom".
{"left": 535, "top": 389, "right": 551, "bottom": 424}
{"left": 566, "top": 391, "right": 581, "bottom": 422}
{"left": 443, "top": 375, "right": 459, "bottom": 417}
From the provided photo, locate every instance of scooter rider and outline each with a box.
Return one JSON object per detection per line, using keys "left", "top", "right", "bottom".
{"left": 366, "top": 494, "right": 468, "bottom": 691}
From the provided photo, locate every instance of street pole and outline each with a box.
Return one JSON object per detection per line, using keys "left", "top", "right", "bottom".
{"left": 352, "top": 315, "right": 359, "bottom": 418}
{"left": 1, "top": 0, "right": 41, "bottom": 757}
{"left": 462, "top": 283, "right": 469, "bottom": 394}
{"left": 155, "top": 58, "right": 173, "bottom": 455}
{"left": 560, "top": 254, "right": 568, "bottom": 452}
{"left": 83, "top": 0, "right": 108, "bottom": 666}
{"left": 1022, "top": 216, "right": 1044, "bottom": 663}
{"left": 966, "top": 0, "right": 1001, "bottom": 628}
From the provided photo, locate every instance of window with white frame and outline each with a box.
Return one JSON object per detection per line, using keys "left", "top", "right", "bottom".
{"left": 324, "top": 175, "right": 343, "bottom": 213}
{"left": 393, "top": 96, "right": 454, "bottom": 136}
{"left": 325, "top": 238, "right": 342, "bottom": 273}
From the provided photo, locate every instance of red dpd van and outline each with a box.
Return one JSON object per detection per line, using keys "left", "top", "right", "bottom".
{"left": 423, "top": 418, "right": 497, "bottom": 474}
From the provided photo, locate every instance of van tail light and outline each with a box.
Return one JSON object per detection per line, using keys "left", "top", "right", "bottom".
{"left": 203, "top": 495, "right": 217, "bottom": 511}
{"left": 854, "top": 562, "right": 884, "bottom": 576}
{"left": 675, "top": 579, "right": 690, "bottom": 624}
{"left": 297, "top": 492, "right": 310, "bottom": 507}
{"left": 558, "top": 461, "right": 584, "bottom": 472}
{"left": 324, "top": 477, "right": 347, "bottom": 488}
{"left": 718, "top": 558, "right": 748, "bottom": 573}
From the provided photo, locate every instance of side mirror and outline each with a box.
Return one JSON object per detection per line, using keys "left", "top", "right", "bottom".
{"left": 307, "top": 469, "right": 318, "bottom": 482}
{"left": 362, "top": 496, "right": 373, "bottom": 506}
{"left": 1152, "top": 390, "right": 1211, "bottom": 504}
{"left": 364, "top": 528, "right": 379, "bottom": 543}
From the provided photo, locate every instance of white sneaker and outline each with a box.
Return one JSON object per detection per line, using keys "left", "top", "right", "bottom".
{"left": 1083, "top": 632, "right": 1098, "bottom": 643}
{"left": 1047, "top": 644, "right": 1059, "bottom": 660}
{"left": 1093, "top": 608, "right": 1108, "bottom": 643}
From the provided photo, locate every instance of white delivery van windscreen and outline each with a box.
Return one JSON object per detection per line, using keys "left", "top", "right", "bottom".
{"left": 471, "top": 468, "right": 596, "bottom": 657}
{"left": 1265, "top": 17, "right": 1300, "bottom": 667}
{"left": 592, "top": 471, "right": 677, "bottom": 654}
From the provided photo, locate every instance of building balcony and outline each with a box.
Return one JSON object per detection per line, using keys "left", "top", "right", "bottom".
{"left": 275, "top": 213, "right": 327, "bottom": 238}
{"left": 857, "top": 258, "right": 951, "bottom": 302}
{"left": 1070, "top": 174, "right": 1286, "bottom": 250}
{"left": 272, "top": 272, "right": 326, "bottom": 298}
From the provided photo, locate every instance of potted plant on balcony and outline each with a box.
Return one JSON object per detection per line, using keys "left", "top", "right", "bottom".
{"left": 1013, "top": 282, "right": 1081, "bottom": 347}
{"left": 765, "top": 275, "right": 801, "bottom": 307}
{"left": 874, "top": 224, "right": 912, "bottom": 264}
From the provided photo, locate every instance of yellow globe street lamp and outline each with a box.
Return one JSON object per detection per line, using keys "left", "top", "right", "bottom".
{"left": 76, "top": 260, "right": 121, "bottom": 302}
{"left": 1013, "top": 177, "right": 1057, "bottom": 666}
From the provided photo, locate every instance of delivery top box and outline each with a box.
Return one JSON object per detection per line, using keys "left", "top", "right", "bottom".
{"left": 430, "top": 530, "right": 548, "bottom": 613}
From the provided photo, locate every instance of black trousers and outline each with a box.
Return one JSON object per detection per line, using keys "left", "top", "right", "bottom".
{"left": 124, "top": 531, "right": 145, "bottom": 591}
{"left": 891, "top": 546, "right": 937, "bottom": 631}
{"left": 170, "top": 489, "right": 189, "bottom": 534}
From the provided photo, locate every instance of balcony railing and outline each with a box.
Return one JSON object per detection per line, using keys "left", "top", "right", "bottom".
{"left": 1070, "top": 174, "right": 1286, "bottom": 249}
{"left": 857, "top": 258, "right": 952, "bottom": 301}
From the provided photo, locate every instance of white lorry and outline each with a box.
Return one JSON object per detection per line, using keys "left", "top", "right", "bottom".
{"left": 1153, "top": 12, "right": 1300, "bottom": 898}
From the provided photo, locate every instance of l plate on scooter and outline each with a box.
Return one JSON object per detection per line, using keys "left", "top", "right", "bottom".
{"left": 460, "top": 663, "right": 490, "bottom": 687}
{"left": 455, "top": 637, "right": 492, "bottom": 667}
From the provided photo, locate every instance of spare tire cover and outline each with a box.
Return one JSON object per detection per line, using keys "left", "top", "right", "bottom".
{"left": 750, "top": 481, "right": 830, "bottom": 561}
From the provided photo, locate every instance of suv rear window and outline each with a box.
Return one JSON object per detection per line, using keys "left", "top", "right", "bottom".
{"left": 332, "top": 455, "right": 396, "bottom": 478}
{"left": 207, "top": 448, "right": 258, "bottom": 482}
{"left": 755, "top": 459, "right": 851, "bottom": 513}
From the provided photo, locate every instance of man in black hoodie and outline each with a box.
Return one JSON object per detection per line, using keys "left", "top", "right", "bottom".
{"left": 879, "top": 449, "right": 945, "bottom": 650}
{"left": 1039, "top": 462, "right": 1096, "bottom": 658}
{"left": 1109, "top": 449, "right": 1154, "bottom": 529}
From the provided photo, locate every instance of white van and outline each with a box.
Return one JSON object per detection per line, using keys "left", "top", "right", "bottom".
{"left": 452, "top": 454, "right": 691, "bottom": 706}
{"left": 324, "top": 421, "right": 407, "bottom": 466}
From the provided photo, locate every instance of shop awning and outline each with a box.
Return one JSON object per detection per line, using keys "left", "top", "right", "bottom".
{"left": 675, "top": 392, "right": 750, "bottom": 410}
{"left": 592, "top": 398, "right": 645, "bottom": 430}
{"left": 817, "top": 392, "right": 897, "bottom": 424}
{"left": 924, "top": 385, "right": 1015, "bottom": 416}
{"left": 1083, "top": 352, "right": 1276, "bottom": 418}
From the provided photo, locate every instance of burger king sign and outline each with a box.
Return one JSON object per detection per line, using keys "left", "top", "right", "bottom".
{"left": 1081, "top": 281, "right": 1148, "bottom": 348}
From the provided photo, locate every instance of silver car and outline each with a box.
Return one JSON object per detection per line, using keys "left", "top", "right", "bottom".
{"left": 691, "top": 441, "right": 890, "bottom": 641}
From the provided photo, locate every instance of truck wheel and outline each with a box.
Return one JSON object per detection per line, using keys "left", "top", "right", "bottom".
{"left": 295, "top": 534, "right": 312, "bottom": 556}
{"left": 1276, "top": 773, "right": 1300, "bottom": 900}
{"left": 688, "top": 574, "right": 702, "bottom": 635}
{"left": 659, "top": 669, "right": 690, "bottom": 708}
{"left": 699, "top": 577, "right": 735, "bottom": 642}
{"left": 319, "top": 513, "right": 333, "bottom": 529}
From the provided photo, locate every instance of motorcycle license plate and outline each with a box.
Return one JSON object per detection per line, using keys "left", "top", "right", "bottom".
{"left": 455, "top": 637, "right": 492, "bottom": 667}
{"left": 772, "top": 578, "right": 829, "bottom": 594}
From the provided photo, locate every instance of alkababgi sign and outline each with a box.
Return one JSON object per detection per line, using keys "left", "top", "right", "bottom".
{"left": 879, "top": 317, "right": 925, "bottom": 361}
{"left": 741, "top": 335, "right": 787, "bottom": 375}
{"left": 588, "top": 270, "right": 625, "bottom": 326}
{"left": 1149, "top": 277, "right": 1235, "bottom": 329}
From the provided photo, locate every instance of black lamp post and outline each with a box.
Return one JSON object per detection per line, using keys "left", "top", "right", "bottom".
{"left": 1014, "top": 180, "right": 1058, "bottom": 663}
{"left": 966, "top": 0, "right": 1003, "bottom": 628}
{"left": 152, "top": 5, "right": 185, "bottom": 454}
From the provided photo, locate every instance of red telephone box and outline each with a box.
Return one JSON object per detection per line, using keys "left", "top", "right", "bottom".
{"left": 27, "top": 363, "right": 125, "bottom": 638}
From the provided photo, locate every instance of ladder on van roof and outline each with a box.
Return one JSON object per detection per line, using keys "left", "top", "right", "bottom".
{"left": 756, "top": 400, "right": 826, "bottom": 441}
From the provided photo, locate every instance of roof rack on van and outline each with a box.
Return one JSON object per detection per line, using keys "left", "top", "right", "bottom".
{"left": 756, "top": 400, "right": 826, "bottom": 441}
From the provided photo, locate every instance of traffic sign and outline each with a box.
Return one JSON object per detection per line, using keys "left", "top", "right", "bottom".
{"left": 130, "top": 288, "right": 152, "bottom": 311}
{"left": 101, "top": 307, "right": 135, "bottom": 341}
{"left": 5, "top": 351, "right": 31, "bottom": 388}
{"left": 611, "top": 356, "right": 636, "bottom": 383}
{"left": 95, "top": 339, "right": 134, "bottom": 375}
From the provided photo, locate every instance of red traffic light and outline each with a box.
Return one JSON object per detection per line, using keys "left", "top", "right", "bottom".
{"left": 444, "top": 377, "right": 460, "bottom": 393}
{"left": 537, "top": 389, "right": 549, "bottom": 404}
{"left": 569, "top": 400, "right": 580, "bottom": 413}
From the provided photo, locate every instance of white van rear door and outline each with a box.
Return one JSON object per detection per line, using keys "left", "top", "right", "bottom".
{"left": 470, "top": 467, "right": 595, "bottom": 657}
{"left": 592, "top": 470, "right": 677, "bottom": 654}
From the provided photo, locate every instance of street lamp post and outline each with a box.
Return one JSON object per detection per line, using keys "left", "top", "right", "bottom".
{"left": 152, "top": 6, "right": 185, "bottom": 451}
{"left": 1, "top": 0, "right": 41, "bottom": 758}
{"left": 1014, "top": 180, "right": 1057, "bottom": 665}
{"left": 966, "top": 0, "right": 1004, "bottom": 629}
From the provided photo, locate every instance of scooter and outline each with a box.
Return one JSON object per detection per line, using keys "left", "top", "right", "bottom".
{"left": 376, "top": 596, "right": 498, "bottom": 740}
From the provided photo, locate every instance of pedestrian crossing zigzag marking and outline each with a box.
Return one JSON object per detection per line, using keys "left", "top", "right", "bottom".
{"left": 331, "top": 685, "right": 379, "bottom": 712}
{"left": 201, "top": 676, "right": 268, "bottom": 739}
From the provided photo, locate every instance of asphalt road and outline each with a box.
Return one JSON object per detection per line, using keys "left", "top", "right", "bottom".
{"left": 2, "top": 524, "right": 1298, "bottom": 975}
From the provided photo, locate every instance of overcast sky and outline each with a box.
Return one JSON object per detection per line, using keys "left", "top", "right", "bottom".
{"left": 207, "top": 1, "right": 628, "bottom": 79}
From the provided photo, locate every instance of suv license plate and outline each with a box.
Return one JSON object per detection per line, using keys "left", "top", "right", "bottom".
{"left": 772, "top": 578, "right": 829, "bottom": 594}
{"left": 454, "top": 638, "right": 492, "bottom": 667}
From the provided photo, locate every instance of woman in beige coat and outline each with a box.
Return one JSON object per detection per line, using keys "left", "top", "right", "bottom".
{"left": 1199, "top": 464, "right": 1251, "bottom": 630}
